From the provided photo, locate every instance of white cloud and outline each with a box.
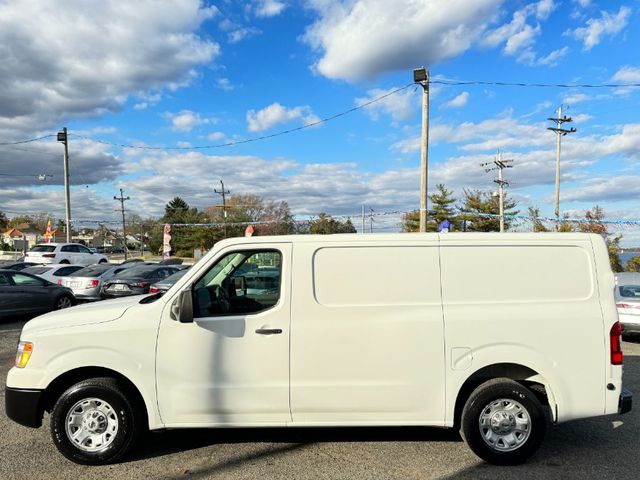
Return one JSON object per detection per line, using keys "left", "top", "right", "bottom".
{"left": 0, "top": 0, "right": 219, "bottom": 137}
{"left": 246, "top": 103, "right": 319, "bottom": 132}
{"left": 215, "top": 78, "right": 236, "bottom": 91}
{"left": 563, "top": 93, "right": 589, "bottom": 104}
{"left": 446, "top": 91, "right": 469, "bottom": 108}
{"left": 569, "top": 6, "right": 631, "bottom": 50}
{"left": 534, "top": 46, "right": 569, "bottom": 66}
{"left": 165, "top": 110, "right": 211, "bottom": 132}
{"left": 612, "top": 66, "right": 640, "bottom": 83}
{"left": 303, "top": 0, "right": 502, "bottom": 81}
{"left": 207, "top": 131, "right": 226, "bottom": 141}
{"left": 228, "top": 26, "right": 261, "bottom": 43}
{"left": 355, "top": 87, "right": 417, "bottom": 122}
{"left": 254, "top": 0, "right": 287, "bottom": 17}
{"left": 535, "top": 0, "right": 556, "bottom": 20}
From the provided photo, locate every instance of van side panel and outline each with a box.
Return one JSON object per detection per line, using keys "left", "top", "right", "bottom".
{"left": 290, "top": 241, "right": 446, "bottom": 425}
{"left": 441, "top": 236, "right": 606, "bottom": 424}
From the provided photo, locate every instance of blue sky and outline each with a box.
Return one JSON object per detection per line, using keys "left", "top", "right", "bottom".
{"left": 1, "top": 0, "right": 640, "bottom": 243}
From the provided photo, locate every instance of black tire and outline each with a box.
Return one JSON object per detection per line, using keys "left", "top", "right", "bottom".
{"left": 50, "top": 378, "right": 142, "bottom": 465}
{"left": 54, "top": 294, "right": 75, "bottom": 310}
{"left": 460, "top": 378, "right": 546, "bottom": 465}
{"left": 59, "top": 260, "right": 70, "bottom": 264}
{"left": 98, "top": 259, "right": 108, "bottom": 264}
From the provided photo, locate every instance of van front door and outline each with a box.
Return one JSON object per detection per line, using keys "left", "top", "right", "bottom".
{"left": 155, "top": 244, "right": 292, "bottom": 426}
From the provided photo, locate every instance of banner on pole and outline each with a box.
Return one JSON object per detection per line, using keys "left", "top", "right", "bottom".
{"left": 163, "top": 223, "right": 172, "bottom": 258}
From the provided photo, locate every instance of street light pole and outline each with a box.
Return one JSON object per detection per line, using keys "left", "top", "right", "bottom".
{"left": 413, "top": 68, "right": 430, "bottom": 232}
{"left": 57, "top": 128, "right": 71, "bottom": 242}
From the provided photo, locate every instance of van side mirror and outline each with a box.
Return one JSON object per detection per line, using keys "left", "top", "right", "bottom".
{"left": 171, "top": 290, "right": 194, "bottom": 323}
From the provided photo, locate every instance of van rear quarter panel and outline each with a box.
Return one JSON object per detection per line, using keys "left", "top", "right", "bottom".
{"left": 440, "top": 234, "right": 606, "bottom": 424}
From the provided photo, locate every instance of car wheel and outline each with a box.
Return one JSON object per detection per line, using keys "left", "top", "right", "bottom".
{"left": 50, "top": 378, "right": 142, "bottom": 465}
{"left": 460, "top": 378, "right": 546, "bottom": 465}
{"left": 55, "top": 295, "right": 74, "bottom": 310}
{"left": 60, "top": 260, "right": 70, "bottom": 264}
{"left": 98, "top": 258, "right": 108, "bottom": 264}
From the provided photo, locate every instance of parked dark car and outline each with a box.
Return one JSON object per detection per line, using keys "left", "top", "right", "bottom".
{"left": 149, "top": 268, "right": 190, "bottom": 294}
{"left": 0, "top": 269, "right": 75, "bottom": 318}
{"left": 101, "top": 264, "right": 179, "bottom": 298}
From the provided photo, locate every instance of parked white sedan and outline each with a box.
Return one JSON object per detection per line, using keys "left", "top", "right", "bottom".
{"left": 24, "top": 243, "right": 108, "bottom": 265}
{"left": 21, "top": 264, "right": 85, "bottom": 283}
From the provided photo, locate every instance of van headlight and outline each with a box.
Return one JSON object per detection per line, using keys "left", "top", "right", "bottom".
{"left": 15, "top": 341, "right": 33, "bottom": 368}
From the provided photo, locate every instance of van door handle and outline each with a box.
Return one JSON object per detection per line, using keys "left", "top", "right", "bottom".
{"left": 255, "top": 328, "right": 282, "bottom": 335}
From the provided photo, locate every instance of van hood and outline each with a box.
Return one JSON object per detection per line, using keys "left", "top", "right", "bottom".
{"left": 21, "top": 296, "right": 144, "bottom": 336}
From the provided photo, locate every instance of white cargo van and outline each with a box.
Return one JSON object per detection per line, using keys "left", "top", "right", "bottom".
{"left": 5, "top": 233, "right": 631, "bottom": 465}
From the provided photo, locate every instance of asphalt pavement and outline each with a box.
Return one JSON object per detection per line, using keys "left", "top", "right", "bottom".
{"left": 1, "top": 317, "right": 640, "bottom": 480}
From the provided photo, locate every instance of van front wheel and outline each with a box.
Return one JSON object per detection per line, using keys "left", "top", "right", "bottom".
{"left": 50, "top": 377, "right": 141, "bottom": 465}
{"left": 460, "top": 378, "right": 546, "bottom": 465}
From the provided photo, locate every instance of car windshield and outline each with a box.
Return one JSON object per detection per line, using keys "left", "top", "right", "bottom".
{"left": 619, "top": 285, "right": 640, "bottom": 298}
{"left": 21, "top": 266, "right": 52, "bottom": 275}
{"left": 114, "top": 266, "right": 157, "bottom": 279}
{"left": 71, "top": 264, "right": 113, "bottom": 277}
{"left": 159, "top": 269, "right": 187, "bottom": 284}
{"left": 30, "top": 245, "right": 56, "bottom": 252}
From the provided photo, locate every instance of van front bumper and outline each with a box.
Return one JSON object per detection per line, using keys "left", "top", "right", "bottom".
{"left": 5, "top": 387, "right": 44, "bottom": 428}
{"left": 619, "top": 388, "right": 633, "bottom": 415}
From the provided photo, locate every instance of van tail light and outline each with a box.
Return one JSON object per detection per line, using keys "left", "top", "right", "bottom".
{"left": 57, "top": 280, "right": 62, "bottom": 285}
{"left": 610, "top": 321, "right": 623, "bottom": 365}
{"left": 42, "top": 253, "right": 56, "bottom": 258}
{"left": 149, "top": 286, "right": 159, "bottom": 293}
{"left": 88, "top": 280, "right": 100, "bottom": 287}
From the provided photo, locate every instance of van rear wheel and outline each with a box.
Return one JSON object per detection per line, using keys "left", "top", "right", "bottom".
{"left": 460, "top": 378, "right": 546, "bottom": 465}
{"left": 50, "top": 377, "right": 141, "bottom": 465}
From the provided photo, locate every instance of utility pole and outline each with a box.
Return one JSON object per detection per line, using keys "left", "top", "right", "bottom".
{"left": 113, "top": 188, "right": 130, "bottom": 260}
{"left": 481, "top": 152, "right": 513, "bottom": 233}
{"left": 413, "top": 67, "right": 430, "bottom": 232}
{"left": 214, "top": 179, "right": 230, "bottom": 238}
{"left": 547, "top": 106, "right": 576, "bottom": 230}
{"left": 369, "top": 208, "right": 374, "bottom": 233}
{"left": 57, "top": 128, "right": 71, "bottom": 242}
{"left": 361, "top": 205, "right": 365, "bottom": 233}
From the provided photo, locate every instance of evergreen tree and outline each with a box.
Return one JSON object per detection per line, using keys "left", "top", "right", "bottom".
{"left": 458, "top": 189, "right": 519, "bottom": 232}
{"left": 308, "top": 213, "right": 357, "bottom": 234}
{"left": 401, "top": 183, "right": 457, "bottom": 232}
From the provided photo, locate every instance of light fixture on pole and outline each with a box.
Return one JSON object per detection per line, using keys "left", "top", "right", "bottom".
{"left": 413, "top": 67, "right": 429, "bottom": 232}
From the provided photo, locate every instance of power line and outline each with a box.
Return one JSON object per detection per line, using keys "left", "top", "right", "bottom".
{"left": 68, "top": 83, "right": 416, "bottom": 151}
{"left": 0, "top": 134, "right": 56, "bottom": 145}
{"left": 431, "top": 79, "right": 640, "bottom": 88}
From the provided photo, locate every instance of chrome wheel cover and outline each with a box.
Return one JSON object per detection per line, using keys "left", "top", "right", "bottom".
{"left": 478, "top": 398, "right": 531, "bottom": 452}
{"left": 65, "top": 398, "right": 119, "bottom": 452}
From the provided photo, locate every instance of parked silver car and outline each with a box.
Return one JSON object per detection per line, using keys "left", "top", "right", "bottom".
{"left": 58, "top": 263, "right": 133, "bottom": 301}
{"left": 615, "top": 272, "right": 640, "bottom": 336}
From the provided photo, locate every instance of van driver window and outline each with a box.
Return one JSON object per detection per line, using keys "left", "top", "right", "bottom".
{"left": 193, "top": 250, "right": 282, "bottom": 318}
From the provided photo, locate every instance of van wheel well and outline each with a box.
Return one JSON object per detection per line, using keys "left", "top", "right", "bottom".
{"left": 43, "top": 367, "right": 148, "bottom": 427}
{"left": 453, "top": 363, "right": 549, "bottom": 428}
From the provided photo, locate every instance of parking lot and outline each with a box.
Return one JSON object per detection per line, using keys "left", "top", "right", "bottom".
{"left": 0, "top": 317, "right": 639, "bottom": 479}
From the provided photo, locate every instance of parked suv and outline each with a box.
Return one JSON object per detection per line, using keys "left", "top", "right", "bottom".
{"left": 24, "top": 243, "right": 108, "bottom": 265}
